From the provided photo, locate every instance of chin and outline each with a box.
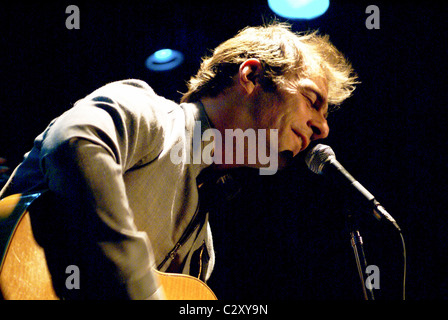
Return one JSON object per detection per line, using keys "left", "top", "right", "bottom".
{"left": 277, "top": 151, "right": 294, "bottom": 170}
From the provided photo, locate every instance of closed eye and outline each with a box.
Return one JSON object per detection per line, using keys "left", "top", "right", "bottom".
{"left": 303, "top": 93, "right": 328, "bottom": 119}
{"left": 302, "top": 94, "right": 316, "bottom": 108}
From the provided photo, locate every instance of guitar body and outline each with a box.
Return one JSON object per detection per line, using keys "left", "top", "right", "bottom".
{"left": 0, "top": 193, "right": 58, "bottom": 300}
{"left": 156, "top": 270, "right": 216, "bottom": 300}
{"left": 0, "top": 193, "right": 216, "bottom": 300}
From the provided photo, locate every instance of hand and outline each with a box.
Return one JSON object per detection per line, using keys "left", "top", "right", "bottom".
{"left": 0, "top": 157, "right": 10, "bottom": 189}
{"left": 0, "top": 157, "right": 9, "bottom": 174}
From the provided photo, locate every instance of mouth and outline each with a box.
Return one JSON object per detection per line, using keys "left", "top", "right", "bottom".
{"left": 291, "top": 128, "right": 309, "bottom": 153}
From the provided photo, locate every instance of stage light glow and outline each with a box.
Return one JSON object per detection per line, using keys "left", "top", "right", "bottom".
{"left": 268, "top": 0, "right": 329, "bottom": 20}
{"left": 154, "top": 49, "right": 174, "bottom": 63}
{"left": 145, "top": 48, "right": 184, "bottom": 71}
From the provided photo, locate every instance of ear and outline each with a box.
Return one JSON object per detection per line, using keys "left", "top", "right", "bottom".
{"left": 238, "top": 59, "right": 263, "bottom": 95}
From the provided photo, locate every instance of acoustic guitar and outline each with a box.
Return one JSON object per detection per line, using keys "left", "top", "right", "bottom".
{"left": 0, "top": 193, "right": 216, "bottom": 300}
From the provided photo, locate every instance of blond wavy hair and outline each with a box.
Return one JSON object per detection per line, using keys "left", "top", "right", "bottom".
{"left": 181, "top": 22, "right": 358, "bottom": 108}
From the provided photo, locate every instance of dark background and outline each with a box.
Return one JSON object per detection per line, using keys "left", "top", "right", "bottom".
{"left": 0, "top": 0, "right": 446, "bottom": 300}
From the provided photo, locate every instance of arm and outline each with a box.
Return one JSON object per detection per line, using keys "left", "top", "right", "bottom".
{"left": 38, "top": 80, "right": 167, "bottom": 299}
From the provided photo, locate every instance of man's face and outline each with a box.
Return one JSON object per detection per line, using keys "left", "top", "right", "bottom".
{"left": 250, "top": 76, "right": 330, "bottom": 169}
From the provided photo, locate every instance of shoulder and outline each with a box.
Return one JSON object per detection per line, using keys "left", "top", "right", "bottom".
{"left": 86, "top": 79, "right": 178, "bottom": 113}
{"left": 92, "top": 79, "right": 156, "bottom": 96}
{"left": 71, "top": 79, "right": 183, "bottom": 129}
{"left": 42, "top": 80, "right": 182, "bottom": 156}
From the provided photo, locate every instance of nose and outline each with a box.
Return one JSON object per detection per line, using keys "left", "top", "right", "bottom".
{"left": 308, "top": 117, "right": 330, "bottom": 141}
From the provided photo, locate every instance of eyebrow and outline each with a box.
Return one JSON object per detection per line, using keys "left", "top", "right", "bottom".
{"left": 304, "top": 85, "right": 325, "bottom": 105}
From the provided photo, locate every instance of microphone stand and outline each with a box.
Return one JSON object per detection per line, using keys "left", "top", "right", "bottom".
{"left": 346, "top": 213, "right": 375, "bottom": 300}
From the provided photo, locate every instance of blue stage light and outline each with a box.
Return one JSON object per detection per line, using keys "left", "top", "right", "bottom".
{"left": 145, "top": 48, "right": 184, "bottom": 71}
{"left": 268, "top": 0, "right": 329, "bottom": 20}
{"left": 154, "top": 49, "right": 175, "bottom": 63}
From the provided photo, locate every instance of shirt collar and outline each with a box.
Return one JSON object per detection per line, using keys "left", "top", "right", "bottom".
{"left": 181, "top": 101, "right": 215, "bottom": 175}
{"left": 195, "top": 100, "right": 213, "bottom": 134}
{"left": 189, "top": 101, "right": 242, "bottom": 201}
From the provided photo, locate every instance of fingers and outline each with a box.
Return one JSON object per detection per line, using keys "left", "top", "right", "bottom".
{"left": 0, "top": 157, "right": 9, "bottom": 173}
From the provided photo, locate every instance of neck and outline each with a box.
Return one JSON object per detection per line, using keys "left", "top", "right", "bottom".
{"left": 200, "top": 94, "right": 258, "bottom": 170}
{"left": 200, "top": 94, "right": 252, "bottom": 134}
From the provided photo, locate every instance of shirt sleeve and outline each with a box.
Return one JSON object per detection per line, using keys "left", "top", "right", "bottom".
{"left": 37, "top": 80, "right": 169, "bottom": 299}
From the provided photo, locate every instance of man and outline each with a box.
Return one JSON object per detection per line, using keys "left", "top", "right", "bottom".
{"left": 0, "top": 22, "right": 357, "bottom": 299}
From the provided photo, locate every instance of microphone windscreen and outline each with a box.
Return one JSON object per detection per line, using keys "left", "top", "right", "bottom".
{"left": 305, "top": 144, "right": 335, "bottom": 174}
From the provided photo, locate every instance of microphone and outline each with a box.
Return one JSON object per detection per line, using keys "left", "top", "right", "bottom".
{"left": 305, "top": 144, "right": 401, "bottom": 232}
